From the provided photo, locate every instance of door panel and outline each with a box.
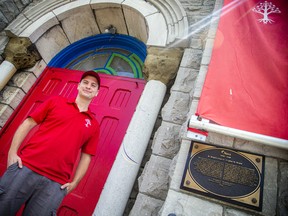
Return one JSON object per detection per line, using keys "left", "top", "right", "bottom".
{"left": 0, "top": 67, "right": 145, "bottom": 215}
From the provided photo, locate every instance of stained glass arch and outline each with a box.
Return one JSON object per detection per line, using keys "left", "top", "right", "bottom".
{"left": 48, "top": 34, "right": 147, "bottom": 79}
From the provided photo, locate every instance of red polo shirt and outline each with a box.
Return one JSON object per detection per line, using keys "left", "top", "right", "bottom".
{"left": 19, "top": 96, "right": 100, "bottom": 185}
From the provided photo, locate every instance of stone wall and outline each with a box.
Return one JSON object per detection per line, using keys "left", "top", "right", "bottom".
{"left": 0, "top": 0, "right": 287, "bottom": 216}
{"left": 0, "top": 59, "right": 45, "bottom": 129}
{"left": 129, "top": 0, "right": 288, "bottom": 215}
{"left": 128, "top": 0, "right": 217, "bottom": 215}
{"left": 0, "top": 0, "right": 33, "bottom": 32}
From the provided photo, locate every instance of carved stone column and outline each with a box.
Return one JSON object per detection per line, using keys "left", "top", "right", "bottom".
{"left": 143, "top": 46, "right": 184, "bottom": 85}
{"left": 0, "top": 37, "right": 41, "bottom": 91}
{"left": 4, "top": 37, "right": 41, "bottom": 70}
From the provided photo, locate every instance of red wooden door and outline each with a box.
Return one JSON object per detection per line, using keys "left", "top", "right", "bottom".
{"left": 0, "top": 67, "right": 145, "bottom": 215}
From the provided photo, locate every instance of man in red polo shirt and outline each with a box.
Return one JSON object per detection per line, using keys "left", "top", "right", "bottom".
{"left": 0, "top": 71, "right": 101, "bottom": 216}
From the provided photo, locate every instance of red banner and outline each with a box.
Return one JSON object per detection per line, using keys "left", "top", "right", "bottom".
{"left": 197, "top": 0, "right": 288, "bottom": 139}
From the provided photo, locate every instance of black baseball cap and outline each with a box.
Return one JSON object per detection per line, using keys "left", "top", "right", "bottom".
{"left": 81, "top": 71, "right": 101, "bottom": 88}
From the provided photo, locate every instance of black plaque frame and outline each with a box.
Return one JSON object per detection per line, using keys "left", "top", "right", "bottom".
{"left": 180, "top": 141, "right": 265, "bottom": 211}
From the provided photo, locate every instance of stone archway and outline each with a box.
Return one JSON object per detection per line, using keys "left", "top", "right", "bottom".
{"left": 0, "top": 1, "right": 189, "bottom": 215}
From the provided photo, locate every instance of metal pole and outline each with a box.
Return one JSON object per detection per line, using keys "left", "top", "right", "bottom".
{"left": 188, "top": 115, "right": 288, "bottom": 150}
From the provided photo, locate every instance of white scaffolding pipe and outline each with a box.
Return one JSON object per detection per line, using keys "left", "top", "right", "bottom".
{"left": 188, "top": 115, "right": 288, "bottom": 150}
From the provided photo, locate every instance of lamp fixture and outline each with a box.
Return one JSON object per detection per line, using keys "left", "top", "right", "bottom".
{"left": 104, "top": 25, "right": 117, "bottom": 34}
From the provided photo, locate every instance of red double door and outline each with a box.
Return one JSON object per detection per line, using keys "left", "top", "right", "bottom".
{"left": 0, "top": 67, "right": 145, "bottom": 215}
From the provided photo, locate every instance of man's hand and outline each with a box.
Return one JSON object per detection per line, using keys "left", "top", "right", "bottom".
{"left": 60, "top": 153, "right": 92, "bottom": 194}
{"left": 61, "top": 181, "right": 78, "bottom": 194}
{"left": 7, "top": 151, "right": 22, "bottom": 168}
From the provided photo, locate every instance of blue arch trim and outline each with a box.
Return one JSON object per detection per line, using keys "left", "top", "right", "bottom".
{"left": 48, "top": 34, "right": 147, "bottom": 68}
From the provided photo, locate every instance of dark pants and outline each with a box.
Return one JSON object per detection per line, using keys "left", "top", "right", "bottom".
{"left": 0, "top": 163, "right": 67, "bottom": 216}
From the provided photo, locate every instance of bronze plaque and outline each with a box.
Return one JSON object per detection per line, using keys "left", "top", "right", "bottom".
{"left": 180, "top": 141, "right": 265, "bottom": 211}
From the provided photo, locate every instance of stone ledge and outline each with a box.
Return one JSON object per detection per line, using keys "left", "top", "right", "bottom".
{"left": 234, "top": 139, "right": 288, "bottom": 161}
{"left": 193, "top": 65, "right": 208, "bottom": 99}
{"left": 187, "top": 99, "right": 199, "bottom": 115}
{"left": 278, "top": 162, "right": 288, "bottom": 216}
{"left": 206, "top": 132, "right": 234, "bottom": 147}
{"left": 262, "top": 157, "right": 278, "bottom": 216}
{"left": 207, "top": 16, "right": 220, "bottom": 39}
{"left": 201, "top": 38, "right": 214, "bottom": 65}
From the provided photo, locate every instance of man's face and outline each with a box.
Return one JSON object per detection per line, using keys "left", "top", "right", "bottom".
{"left": 77, "top": 75, "right": 99, "bottom": 99}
